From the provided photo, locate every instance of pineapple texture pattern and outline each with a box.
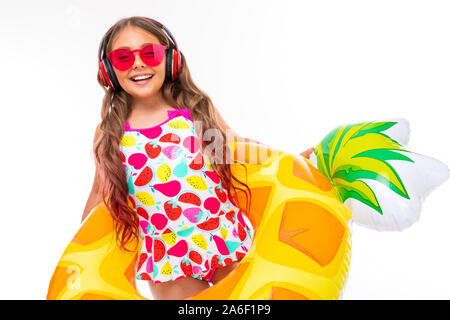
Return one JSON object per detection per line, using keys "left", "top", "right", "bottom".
{"left": 119, "top": 108, "right": 254, "bottom": 283}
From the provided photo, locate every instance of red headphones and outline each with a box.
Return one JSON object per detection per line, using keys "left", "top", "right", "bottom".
{"left": 97, "top": 17, "right": 182, "bottom": 91}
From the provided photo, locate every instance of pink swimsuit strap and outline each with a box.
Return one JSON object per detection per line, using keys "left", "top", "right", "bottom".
{"left": 206, "top": 268, "right": 217, "bottom": 283}
{"left": 168, "top": 108, "right": 192, "bottom": 121}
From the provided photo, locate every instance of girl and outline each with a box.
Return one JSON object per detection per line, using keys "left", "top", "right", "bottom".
{"left": 82, "top": 16, "right": 313, "bottom": 300}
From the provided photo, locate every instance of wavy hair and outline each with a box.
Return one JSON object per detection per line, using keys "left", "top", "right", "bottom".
{"left": 94, "top": 16, "right": 252, "bottom": 252}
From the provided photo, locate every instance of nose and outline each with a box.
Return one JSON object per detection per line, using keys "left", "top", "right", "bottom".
{"left": 131, "top": 51, "right": 145, "bottom": 69}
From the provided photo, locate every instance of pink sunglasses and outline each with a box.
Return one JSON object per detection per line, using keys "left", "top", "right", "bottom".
{"left": 106, "top": 43, "right": 167, "bottom": 71}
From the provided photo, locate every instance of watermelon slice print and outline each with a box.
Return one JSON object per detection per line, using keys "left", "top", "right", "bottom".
{"left": 153, "top": 239, "right": 165, "bottom": 262}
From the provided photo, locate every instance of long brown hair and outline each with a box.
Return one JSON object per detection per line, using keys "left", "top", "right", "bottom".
{"left": 94, "top": 16, "right": 252, "bottom": 252}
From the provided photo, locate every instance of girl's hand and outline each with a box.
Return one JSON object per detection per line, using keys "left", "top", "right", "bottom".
{"left": 300, "top": 147, "right": 314, "bottom": 159}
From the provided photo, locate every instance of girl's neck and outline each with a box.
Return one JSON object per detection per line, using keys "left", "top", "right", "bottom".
{"left": 130, "top": 92, "right": 172, "bottom": 114}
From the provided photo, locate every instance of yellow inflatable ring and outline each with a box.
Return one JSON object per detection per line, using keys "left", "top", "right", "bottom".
{"left": 47, "top": 141, "right": 352, "bottom": 300}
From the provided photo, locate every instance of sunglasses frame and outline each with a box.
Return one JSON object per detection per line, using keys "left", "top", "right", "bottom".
{"left": 106, "top": 43, "right": 168, "bottom": 71}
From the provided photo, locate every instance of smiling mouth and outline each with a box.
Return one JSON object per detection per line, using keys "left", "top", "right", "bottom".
{"left": 130, "top": 75, "right": 154, "bottom": 82}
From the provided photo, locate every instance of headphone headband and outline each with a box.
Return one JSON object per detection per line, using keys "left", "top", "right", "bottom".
{"left": 98, "top": 17, "right": 179, "bottom": 63}
{"left": 98, "top": 16, "right": 182, "bottom": 90}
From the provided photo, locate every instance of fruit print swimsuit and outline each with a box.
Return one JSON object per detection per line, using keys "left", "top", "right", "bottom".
{"left": 120, "top": 108, "right": 254, "bottom": 283}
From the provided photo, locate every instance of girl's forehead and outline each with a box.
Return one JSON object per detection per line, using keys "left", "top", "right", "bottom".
{"left": 111, "top": 25, "right": 161, "bottom": 50}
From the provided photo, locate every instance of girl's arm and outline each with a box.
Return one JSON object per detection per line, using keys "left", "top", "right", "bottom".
{"left": 300, "top": 147, "right": 314, "bottom": 159}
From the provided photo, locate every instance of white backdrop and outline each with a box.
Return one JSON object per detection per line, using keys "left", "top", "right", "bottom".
{"left": 1, "top": 0, "right": 449, "bottom": 299}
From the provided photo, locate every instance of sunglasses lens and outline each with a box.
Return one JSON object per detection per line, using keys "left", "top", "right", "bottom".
{"left": 107, "top": 44, "right": 167, "bottom": 71}
{"left": 109, "top": 49, "right": 134, "bottom": 71}
{"left": 141, "top": 44, "right": 166, "bottom": 66}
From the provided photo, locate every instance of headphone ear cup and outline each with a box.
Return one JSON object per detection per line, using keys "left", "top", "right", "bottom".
{"left": 102, "top": 57, "right": 122, "bottom": 91}
{"left": 98, "top": 61, "right": 109, "bottom": 88}
{"left": 174, "top": 49, "right": 182, "bottom": 78}
{"left": 165, "top": 48, "right": 174, "bottom": 82}
{"left": 98, "top": 59, "right": 115, "bottom": 89}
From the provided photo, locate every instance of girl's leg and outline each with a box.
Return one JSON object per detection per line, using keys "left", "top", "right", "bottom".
{"left": 209, "top": 258, "right": 242, "bottom": 285}
{"left": 148, "top": 276, "right": 210, "bottom": 300}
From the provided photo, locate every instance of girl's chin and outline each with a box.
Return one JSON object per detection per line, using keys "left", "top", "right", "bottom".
{"left": 124, "top": 84, "right": 160, "bottom": 95}
{"left": 127, "top": 88, "right": 158, "bottom": 98}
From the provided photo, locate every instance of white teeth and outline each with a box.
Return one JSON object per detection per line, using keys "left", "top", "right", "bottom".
{"left": 132, "top": 75, "right": 153, "bottom": 81}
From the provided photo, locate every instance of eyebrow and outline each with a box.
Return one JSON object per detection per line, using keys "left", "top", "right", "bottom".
{"left": 115, "top": 42, "right": 155, "bottom": 50}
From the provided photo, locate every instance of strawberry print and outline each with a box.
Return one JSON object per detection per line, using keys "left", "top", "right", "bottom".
{"left": 225, "top": 209, "right": 236, "bottom": 224}
{"left": 237, "top": 223, "right": 247, "bottom": 242}
{"left": 162, "top": 145, "right": 181, "bottom": 159}
{"left": 144, "top": 141, "right": 161, "bottom": 159}
{"left": 210, "top": 254, "right": 223, "bottom": 269}
{"left": 180, "top": 257, "right": 193, "bottom": 276}
{"left": 214, "top": 185, "right": 228, "bottom": 203}
{"left": 183, "top": 207, "right": 205, "bottom": 223}
{"left": 164, "top": 200, "right": 182, "bottom": 221}
{"left": 120, "top": 108, "right": 254, "bottom": 283}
